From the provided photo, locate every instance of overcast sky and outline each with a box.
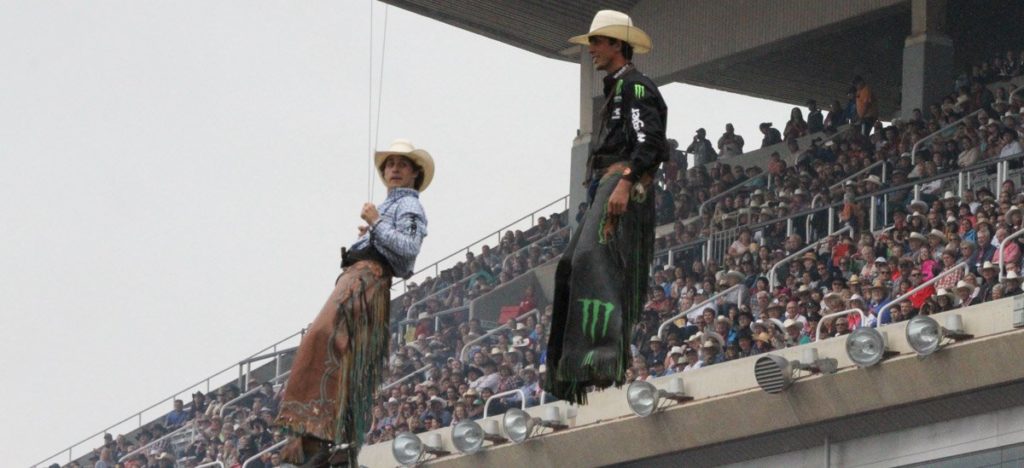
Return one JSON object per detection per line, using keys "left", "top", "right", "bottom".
{"left": 0, "top": 2, "right": 792, "bottom": 465}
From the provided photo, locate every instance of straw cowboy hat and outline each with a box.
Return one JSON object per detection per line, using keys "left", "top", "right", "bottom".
{"left": 569, "top": 10, "right": 652, "bottom": 54}
{"left": 374, "top": 139, "right": 435, "bottom": 192}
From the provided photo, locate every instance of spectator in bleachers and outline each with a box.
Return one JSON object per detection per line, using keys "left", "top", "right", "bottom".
{"left": 807, "top": 99, "right": 824, "bottom": 134}
{"left": 784, "top": 107, "right": 809, "bottom": 141}
{"left": 163, "top": 399, "right": 189, "bottom": 429}
{"left": 686, "top": 128, "right": 718, "bottom": 166}
{"left": 759, "top": 122, "right": 782, "bottom": 148}
{"left": 717, "top": 123, "right": 745, "bottom": 157}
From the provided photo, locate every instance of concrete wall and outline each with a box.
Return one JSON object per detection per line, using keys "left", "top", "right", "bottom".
{"left": 357, "top": 297, "right": 1024, "bottom": 467}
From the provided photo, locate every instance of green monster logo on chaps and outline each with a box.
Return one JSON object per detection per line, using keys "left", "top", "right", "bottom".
{"left": 578, "top": 299, "right": 614, "bottom": 341}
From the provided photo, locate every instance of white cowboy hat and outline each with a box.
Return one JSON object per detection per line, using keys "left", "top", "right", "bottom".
{"left": 374, "top": 139, "right": 435, "bottom": 192}
{"left": 569, "top": 10, "right": 652, "bottom": 54}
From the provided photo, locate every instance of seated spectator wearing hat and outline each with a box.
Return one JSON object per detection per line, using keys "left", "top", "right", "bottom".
{"left": 644, "top": 335, "right": 668, "bottom": 368}
{"left": 955, "top": 280, "right": 979, "bottom": 308}
{"left": 783, "top": 319, "right": 809, "bottom": 346}
{"left": 1003, "top": 271, "right": 1022, "bottom": 296}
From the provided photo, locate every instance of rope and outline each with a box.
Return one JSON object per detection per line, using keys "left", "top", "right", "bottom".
{"left": 366, "top": 0, "right": 374, "bottom": 201}
{"left": 366, "top": 2, "right": 390, "bottom": 201}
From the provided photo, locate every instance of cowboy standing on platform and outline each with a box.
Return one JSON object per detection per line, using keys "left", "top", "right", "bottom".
{"left": 545, "top": 10, "right": 669, "bottom": 404}
{"left": 276, "top": 139, "right": 432, "bottom": 467}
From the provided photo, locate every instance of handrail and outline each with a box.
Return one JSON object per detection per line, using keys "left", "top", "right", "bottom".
{"left": 697, "top": 172, "right": 768, "bottom": 220}
{"left": 911, "top": 109, "right": 984, "bottom": 164}
{"left": 405, "top": 274, "right": 477, "bottom": 320}
{"left": 814, "top": 308, "right": 868, "bottom": 342}
{"left": 656, "top": 284, "right": 742, "bottom": 339}
{"left": 392, "top": 195, "right": 569, "bottom": 294}
{"left": 195, "top": 461, "right": 225, "bottom": 468}
{"left": 117, "top": 419, "right": 197, "bottom": 463}
{"left": 828, "top": 159, "right": 885, "bottom": 191}
{"left": 219, "top": 370, "right": 291, "bottom": 419}
{"left": 483, "top": 389, "right": 527, "bottom": 418}
{"left": 33, "top": 328, "right": 306, "bottom": 468}
{"left": 877, "top": 260, "right": 969, "bottom": 326}
{"left": 768, "top": 226, "right": 852, "bottom": 292}
{"left": 500, "top": 226, "right": 570, "bottom": 273}
{"left": 382, "top": 364, "right": 432, "bottom": 392}
{"left": 996, "top": 226, "right": 1024, "bottom": 280}
{"left": 459, "top": 309, "right": 540, "bottom": 363}
{"left": 656, "top": 154, "right": 1018, "bottom": 265}
{"left": 805, "top": 193, "right": 829, "bottom": 242}
{"left": 399, "top": 304, "right": 469, "bottom": 329}
{"left": 241, "top": 439, "right": 288, "bottom": 468}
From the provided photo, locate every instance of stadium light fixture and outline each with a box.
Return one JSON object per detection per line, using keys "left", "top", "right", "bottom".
{"left": 451, "top": 420, "right": 485, "bottom": 454}
{"left": 755, "top": 350, "right": 838, "bottom": 394}
{"left": 626, "top": 378, "right": 692, "bottom": 417}
{"left": 391, "top": 432, "right": 449, "bottom": 466}
{"left": 906, "top": 314, "right": 973, "bottom": 357}
{"left": 501, "top": 406, "right": 568, "bottom": 444}
{"left": 845, "top": 327, "right": 897, "bottom": 367}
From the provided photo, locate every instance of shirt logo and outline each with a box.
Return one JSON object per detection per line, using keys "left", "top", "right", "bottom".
{"left": 631, "top": 108, "right": 646, "bottom": 142}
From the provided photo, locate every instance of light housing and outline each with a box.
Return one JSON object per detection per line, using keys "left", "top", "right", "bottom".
{"left": 450, "top": 420, "right": 485, "bottom": 454}
{"left": 906, "top": 315, "right": 941, "bottom": 356}
{"left": 502, "top": 408, "right": 536, "bottom": 444}
{"left": 626, "top": 380, "right": 659, "bottom": 417}
{"left": 846, "top": 327, "right": 888, "bottom": 367}
{"left": 754, "top": 354, "right": 794, "bottom": 393}
{"left": 391, "top": 432, "right": 424, "bottom": 466}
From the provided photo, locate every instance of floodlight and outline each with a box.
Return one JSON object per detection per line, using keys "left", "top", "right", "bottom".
{"left": 626, "top": 378, "right": 692, "bottom": 417}
{"left": 906, "top": 314, "right": 973, "bottom": 357}
{"left": 846, "top": 327, "right": 890, "bottom": 367}
{"left": 502, "top": 408, "right": 536, "bottom": 444}
{"left": 451, "top": 420, "right": 485, "bottom": 454}
{"left": 626, "top": 381, "right": 659, "bottom": 417}
{"left": 392, "top": 432, "right": 424, "bottom": 466}
{"left": 754, "top": 354, "right": 794, "bottom": 393}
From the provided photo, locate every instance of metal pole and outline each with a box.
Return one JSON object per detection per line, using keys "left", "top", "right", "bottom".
{"left": 869, "top": 196, "right": 877, "bottom": 232}
{"left": 958, "top": 171, "right": 964, "bottom": 198}
{"left": 827, "top": 207, "right": 834, "bottom": 234}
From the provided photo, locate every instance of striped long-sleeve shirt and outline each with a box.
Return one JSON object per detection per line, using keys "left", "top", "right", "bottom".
{"left": 349, "top": 187, "right": 427, "bottom": 279}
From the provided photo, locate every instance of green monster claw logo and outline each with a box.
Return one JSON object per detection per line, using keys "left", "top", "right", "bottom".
{"left": 579, "top": 298, "right": 614, "bottom": 341}
{"left": 634, "top": 84, "right": 645, "bottom": 98}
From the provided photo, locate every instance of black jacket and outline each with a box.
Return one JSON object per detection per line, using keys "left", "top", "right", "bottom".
{"left": 592, "top": 65, "right": 669, "bottom": 182}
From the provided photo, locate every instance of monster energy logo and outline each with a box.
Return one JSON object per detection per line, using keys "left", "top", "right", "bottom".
{"left": 579, "top": 299, "right": 614, "bottom": 341}
{"left": 634, "top": 84, "right": 645, "bottom": 98}
{"left": 615, "top": 79, "right": 624, "bottom": 96}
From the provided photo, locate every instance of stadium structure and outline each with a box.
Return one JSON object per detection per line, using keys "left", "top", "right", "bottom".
{"left": 35, "top": 1, "right": 1024, "bottom": 467}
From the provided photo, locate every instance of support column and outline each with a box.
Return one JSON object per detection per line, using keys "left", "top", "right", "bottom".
{"left": 569, "top": 47, "right": 602, "bottom": 231}
{"left": 901, "top": 0, "right": 953, "bottom": 119}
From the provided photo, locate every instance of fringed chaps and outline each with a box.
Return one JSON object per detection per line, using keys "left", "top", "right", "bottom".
{"left": 276, "top": 260, "right": 392, "bottom": 466}
{"left": 544, "top": 169, "right": 655, "bottom": 405}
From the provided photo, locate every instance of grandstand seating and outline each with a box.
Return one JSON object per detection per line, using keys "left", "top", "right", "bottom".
{"left": 39, "top": 51, "right": 1024, "bottom": 468}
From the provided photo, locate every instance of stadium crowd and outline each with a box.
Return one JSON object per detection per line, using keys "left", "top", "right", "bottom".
{"left": 64, "top": 50, "right": 1024, "bottom": 467}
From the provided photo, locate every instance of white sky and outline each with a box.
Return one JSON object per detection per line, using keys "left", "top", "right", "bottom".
{"left": 0, "top": 2, "right": 792, "bottom": 465}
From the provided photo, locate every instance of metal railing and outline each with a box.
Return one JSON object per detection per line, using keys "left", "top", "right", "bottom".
{"left": 911, "top": 109, "right": 985, "bottom": 164}
{"left": 33, "top": 328, "right": 306, "bottom": 467}
{"left": 117, "top": 419, "right": 199, "bottom": 464}
{"left": 697, "top": 172, "right": 768, "bottom": 220}
{"left": 483, "top": 389, "right": 527, "bottom": 418}
{"left": 829, "top": 159, "right": 886, "bottom": 191}
{"left": 877, "top": 261, "right": 969, "bottom": 326}
{"left": 768, "top": 226, "right": 852, "bottom": 292}
{"left": 815, "top": 309, "right": 868, "bottom": 342}
{"left": 656, "top": 284, "right": 742, "bottom": 339}
{"left": 392, "top": 195, "right": 569, "bottom": 295}
{"left": 382, "top": 364, "right": 433, "bottom": 392}
{"left": 219, "top": 371, "right": 291, "bottom": 419}
{"left": 500, "top": 226, "right": 570, "bottom": 275}
{"left": 195, "top": 461, "right": 225, "bottom": 468}
{"left": 997, "top": 226, "right": 1024, "bottom": 280}
{"left": 399, "top": 305, "right": 470, "bottom": 344}
{"left": 242, "top": 439, "right": 289, "bottom": 468}
{"left": 459, "top": 309, "right": 540, "bottom": 363}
